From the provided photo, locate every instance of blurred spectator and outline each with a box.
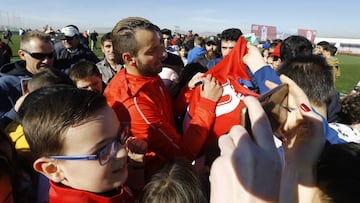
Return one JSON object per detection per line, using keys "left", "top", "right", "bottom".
{"left": 53, "top": 25, "right": 99, "bottom": 72}
{"left": 161, "top": 28, "right": 178, "bottom": 54}
{"left": 329, "top": 92, "right": 360, "bottom": 143}
{"left": 187, "top": 36, "right": 205, "bottom": 63}
{"left": 315, "top": 41, "right": 341, "bottom": 81}
{"left": 0, "top": 38, "right": 12, "bottom": 67}
{"left": 3, "top": 28, "right": 13, "bottom": 45}
{"left": 178, "top": 45, "right": 188, "bottom": 65}
{"left": 90, "top": 30, "right": 99, "bottom": 51}
{"left": 207, "top": 28, "right": 243, "bottom": 69}
{"left": 19, "top": 28, "right": 25, "bottom": 37}
{"left": 193, "top": 35, "right": 220, "bottom": 68}
{"left": 96, "top": 32, "right": 122, "bottom": 84}
{"left": 351, "top": 80, "right": 360, "bottom": 94}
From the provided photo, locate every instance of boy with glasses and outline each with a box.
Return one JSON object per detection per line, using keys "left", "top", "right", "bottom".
{"left": 0, "top": 30, "right": 54, "bottom": 130}
{"left": 18, "top": 85, "right": 147, "bottom": 202}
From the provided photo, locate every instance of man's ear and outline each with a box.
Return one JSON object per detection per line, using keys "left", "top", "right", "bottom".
{"left": 33, "top": 157, "right": 65, "bottom": 183}
{"left": 18, "top": 50, "right": 26, "bottom": 60}
{"left": 122, "top": 53, "right": 136, "bottom": 66}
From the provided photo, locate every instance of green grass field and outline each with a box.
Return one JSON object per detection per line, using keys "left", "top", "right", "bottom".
{"left": 5, "top": 34, "right": 359, "bottom": 94}
{"left": 335, "top": 54, "right": 360, "bottom": 94}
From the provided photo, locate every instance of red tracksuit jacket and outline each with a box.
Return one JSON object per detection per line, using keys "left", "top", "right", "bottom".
{"left": 49, "top": 181, "right": 134, "bottom": 203}
{"left": 104, "top": 69, "right": 217, "bottom": 176}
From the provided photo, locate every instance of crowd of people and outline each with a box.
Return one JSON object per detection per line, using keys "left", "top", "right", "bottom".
{"left": 0, "top": 16, "right": 359, "bottom": 203}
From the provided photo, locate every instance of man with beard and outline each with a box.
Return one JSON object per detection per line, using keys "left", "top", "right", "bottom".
{"left": 104, "top": 17, "right": 223, "bottom": 179}
{"left": 193, "top": 35, "right": 221, "bottom": 68}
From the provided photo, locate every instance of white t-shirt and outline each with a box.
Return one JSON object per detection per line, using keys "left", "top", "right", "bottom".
{"left": 329, "top": 123, "right": 360, "bottom": 143}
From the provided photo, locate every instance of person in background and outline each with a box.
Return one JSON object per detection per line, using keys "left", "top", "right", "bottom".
{"left": 19, "top": 28, "right": 25, "bottom": 37}
{"left": 350, "top": 80, "right": 360, "bottom": 94}
{"left": 193, "top": 35, "right": 220, "bottom": 68}
{"left": 178, "top": 45, "right": 188, "bottom": 65}
{"left": 329, "top": 92, "right": 360, "bottom": 143}
{"left": 314, "top": 40, "right": 330, "bottom": 56}
{"left": 4, "top": 28, "right": 13, "bottom": 45}
{"left": 315, "top": 41, "right": 341, "bottom": 81}
{"left": 81, "top": 30, "right": 90, "bottom": 48}
{"left": 89, "top": 30, "right": 99, "bottom": 51}
{"left": 96, "top": 32, "right": 122, "bottom": 84}
{"left": 267, "top": 43, "right": 282, "bottom": 70}
{"left": 207, "top": 28, "right": 243, "bottom": 69}
{"left": 0, "top": 31, "right": 54, "bottom": 130}
{"left": 69, "top": 60, "right": 105, "bottom": 94}
{"left": 53, "top": 25, "right": 99, "bottom": 72}
{"left": 0, "top": 38, "right": 12, "bottom": 67}
{"left": 161, "top": 28, "right": 178, "bottom": 55}
{"left": 187, "top": 36, "right": 205, "bottom": 64}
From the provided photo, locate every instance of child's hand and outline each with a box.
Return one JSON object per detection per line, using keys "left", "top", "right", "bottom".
{"left": 127, "top": 137, "right": 147, "bottom": 166}
{"left": 243, "top": 42, "right": 267, "bottom": 73}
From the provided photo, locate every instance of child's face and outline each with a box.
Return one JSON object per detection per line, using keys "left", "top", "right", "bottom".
{"left": 56, "top": 106, "right": 128, "bottom": 193}
{"left": 76, "top": 76, "right": 103, "bottom": 94}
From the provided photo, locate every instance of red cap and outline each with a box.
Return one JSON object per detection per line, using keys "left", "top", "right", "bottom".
{"left": 271, "top": 44, "right": 281, "bottom": 57}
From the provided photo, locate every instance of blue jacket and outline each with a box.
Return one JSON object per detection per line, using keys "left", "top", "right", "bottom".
{"left": 187, "top": 46, "right": 206, "bottom": 64}
{"left": 53, "top": 41, "right": 100, "bottom": 72}
{"left": 0, "top": 60, "right": 32, "bottom": 129}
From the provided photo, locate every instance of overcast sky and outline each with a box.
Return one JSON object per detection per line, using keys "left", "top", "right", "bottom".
{"left": 1, "top": 0, "right": 360, "bottom": 38}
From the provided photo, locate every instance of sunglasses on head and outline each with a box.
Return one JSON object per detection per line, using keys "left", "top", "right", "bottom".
{"left": 21, "top": 49, "right": 54, "bottom": 60}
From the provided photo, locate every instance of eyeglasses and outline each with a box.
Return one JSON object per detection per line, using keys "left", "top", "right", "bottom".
{"left": 48, "top": 123, "right": 131, "bottom": 166}
{"left": 21, "top": 49, "right": 54, "bottom": 60}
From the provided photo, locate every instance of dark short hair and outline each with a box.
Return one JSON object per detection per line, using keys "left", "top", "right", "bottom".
{"left": 280, "top": 35, "right": 313, "bottom": 61}
{"left": 69, "top": 60, "right": 101, "bottom": 83}
{"left": 161, "top": 28, "right": 172, "bottom": 36}
{"left": 101, "top": 32, "right": 112, "bottom": 45}
{"left": 220, "top": 28, "right": 243, "bottom": 42}
{"left": 19, "top": 86, "right": 107, "bottom": 158}
{"left": 276, "top": 54, "right": 334, "bottom": 106}
{"left": 317, "top": 142, "right": 360, "bottom": 202}
{"left": 28, "top": 68, "right": 73, "bottom": 92}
